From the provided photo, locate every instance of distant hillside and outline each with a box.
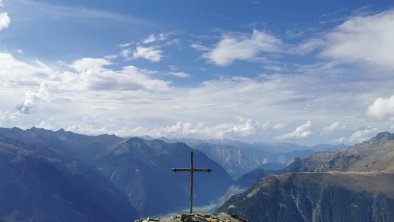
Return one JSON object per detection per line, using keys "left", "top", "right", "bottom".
{"left": 286, "top": 132, "right": 394, "bottom": 173}
{"left": 0, "top": 127, "right": 124, "bottom": 163}
{"left": 258, "top": 162, "right": 286, "bottom": 170}
{"left": 0, "top": 135, "right": 138, "bottom": 222}
{"left": 163, "top": 138, "right": 342, "bottom": 153}
{"left": 153, "top": 137, "right": 341, "bottom": 179}
{"left": 218, "top": 132, "right": 394, "bottom": 222}
{"left": 234, "top": 169, "right": 281, "bottom": 190}
{"left": 0, "top": 127, "right": 234, "bottom": 217}
{"left": 219, "top": 172, "right": 394, "bottom": 222}
{"left": 95, "top": 138, "right": 234, "bottom": 216}
{"left": 191, "top": 143, "right": 319, "bottom": 179}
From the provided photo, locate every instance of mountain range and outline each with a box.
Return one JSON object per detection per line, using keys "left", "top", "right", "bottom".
{"left": 94, "top": 137, "right": 233, "bottom": 215}
{"left": 0, "top": 134, "right": 138, "bottom": 222}
{"left": 2, "top": 126, "right": 391, "bottom": 222}
{"left": 162, "top": 137, "right": 341, "bottom": 179}
{"left": 218, "top": 132, "right": 394, "bottom": 222}
{"left": 0, "top": 127, "right": 233, "bottom": 221}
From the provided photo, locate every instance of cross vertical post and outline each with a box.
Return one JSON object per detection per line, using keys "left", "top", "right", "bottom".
{"left": 171, "top": 150, "right": 212, "bottom": 215}
{"left": 190, "top": 150, "right": 194, "bottom": 214}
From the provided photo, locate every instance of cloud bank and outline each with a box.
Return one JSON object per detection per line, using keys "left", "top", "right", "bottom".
{"left": 2, "top": 8, "right": 394, "bottom": 145}
{"left": 277, "top": 121, "right": 312, "bottom": 140}
{"left": 66, "top": 57, "right": 169, "bottom": 92}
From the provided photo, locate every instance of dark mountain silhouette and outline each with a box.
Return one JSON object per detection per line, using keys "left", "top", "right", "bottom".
{"left": 0, "top": 135, "right": 138, "bottom": 222}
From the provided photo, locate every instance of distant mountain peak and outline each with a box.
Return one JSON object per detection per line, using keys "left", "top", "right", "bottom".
{"left": 126, "top": 137, "right": 147, "bottom": 145}
{"left": 56, "top": 128, "right": 66, "bottom": 133}
{"left": 373, "top": 131, "right": 394, "bottom": 141}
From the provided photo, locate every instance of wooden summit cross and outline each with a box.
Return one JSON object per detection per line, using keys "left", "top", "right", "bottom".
{"left": 171, "top": 150, "right": 212, "bottom": 215}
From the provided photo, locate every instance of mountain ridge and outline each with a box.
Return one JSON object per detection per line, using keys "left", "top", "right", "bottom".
{"left": 0, "top": 127, "right": 234, "bottom": 217}
{"left": 0, "top": 135, "right": 139, "bottom": 222}
{"left": 286, "top": 131, "right": 394, "bottom": 173}
{"left": 95, "top": 137, "right": 234, "bottom": 216}
{"left": 218, "top": 132, "right": 394, "bottom": 222}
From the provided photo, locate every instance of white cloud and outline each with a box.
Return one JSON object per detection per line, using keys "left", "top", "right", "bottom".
{"left": 1, "top": 42, "right": 393, "bottom": 144}
{"left": 346, "top": 126, "right": 377, "bottom": 144}
{"left": 70, "top": 58, "right": 111, "bottom": 72}
{"left": 0, "top": 111, "right": 21, "bottom": 127}
{"left": 0, "top": 12, "right": 10, "bottom": 30}
{"left": 104, "top": 54, "right": 118, "bottom": 60}
{"left": 121, "top": 48, "right": 132, "bottom": 58}
{"left": 225, "top": 118, "right": 257, "bottom": 137}
{"left": 323, "top": 121, "right": 346, "bottom": 133}
{"left": 28, "top": 117, "right": 260, "bottom": 141}
{"left": 66, "top": 58, "right": 169, "bottom": 92}
{"left": 366, "top": 95, "right": 394, "bottom": 121}
{"left": 169, "top": 71, "right": 190, "bottom": 78}
{"left": 132, "top": 118, "right": 258, "bottom": 140}
{"left": 335, "top": 126, "right": 378, "bottom": 144}
{"left": 119, "top": 34, "right": 169, "bottom": 61}
{"left": 119, "top": 42, "right": 131, "bottom": 48}
{"left": 277, "top": 121, "right": 312, "bottom": 140}
{"left": 294, "top": 38, "right": 325, "bottom": 55}
{"left": 273, "top": 123, "right": 285, "bottom": 130}
{"left": 143, "top": 34, "right": 156, "bottom": 44}
{"left": 65, "top": 123, "right": 109, "bottom": 135}
{"left": 190, "top": 43, "right": 210, "bottom": 51}
{"left": 260, "top": 120, "right": 285, "bottom": 130}
{"left": 0, "top": 57, "right": 386, "bottom": 145}
{"left": 133, "top": 46, "right": 163, "bottom": 62}
{"left": 0, "top": 53, "right": 54, "bottom": 86}
{"left": 321, "top": 10, "right": 394, "bottom": 70}
{"left": 143, "top": 33, "right": 167, "bottom": 44}
{"left": 1, "top": 53, "right": 368, "bottom": 144}
{"left": 203, "top": 30, "right": 281, "bottom": 66}
{"left": 16, "top": 82, "right": 50, "bottom": 114}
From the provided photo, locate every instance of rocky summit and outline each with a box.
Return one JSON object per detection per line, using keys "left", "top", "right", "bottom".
{"left": 135, "top": 213, "right": 247, "bottom": 222}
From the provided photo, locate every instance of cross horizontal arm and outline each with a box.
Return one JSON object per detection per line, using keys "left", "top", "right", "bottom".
{"left": 171, "top": 168, "right": 212, "bottom": 173}
{"left": 193, "top": 168, "right": 212, "bottom": 172}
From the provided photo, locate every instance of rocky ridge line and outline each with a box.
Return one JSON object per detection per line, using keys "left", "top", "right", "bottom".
{"left": 135, "top": 213, "right": 247, "bottom": 222}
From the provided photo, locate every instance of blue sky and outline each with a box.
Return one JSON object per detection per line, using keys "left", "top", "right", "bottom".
{"left": 1, "top": 0, "right": 394, "bottom": 145}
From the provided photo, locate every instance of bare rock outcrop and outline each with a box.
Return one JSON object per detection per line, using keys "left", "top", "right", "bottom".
{"left": 135, "top": 213, "right": 247, "bottom": 222}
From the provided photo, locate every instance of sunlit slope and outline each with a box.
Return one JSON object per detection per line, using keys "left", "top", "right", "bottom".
{"left": 219, "top": 132, "right": 394, "bottom": 222}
